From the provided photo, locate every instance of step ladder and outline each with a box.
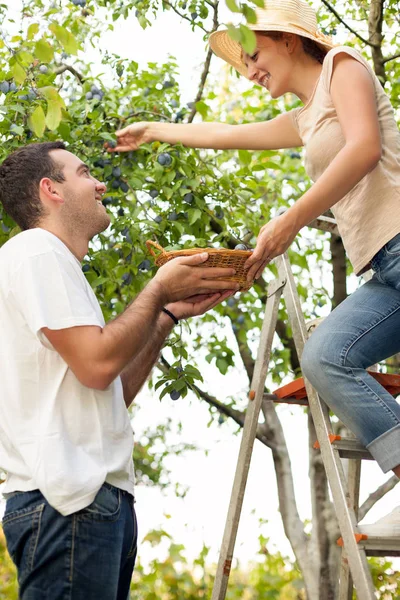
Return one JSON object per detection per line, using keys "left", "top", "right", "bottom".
{"left": 211, "top": 239, "right": 400, "bottom": 600}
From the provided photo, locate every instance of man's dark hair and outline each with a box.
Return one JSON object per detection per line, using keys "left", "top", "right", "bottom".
{"left": 0, "top": 141, "right": 67, "bottom": 230}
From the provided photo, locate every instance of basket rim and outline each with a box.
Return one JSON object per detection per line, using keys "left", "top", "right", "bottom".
{"left": 159, "top": 247, "right": 252, "bottom": 257}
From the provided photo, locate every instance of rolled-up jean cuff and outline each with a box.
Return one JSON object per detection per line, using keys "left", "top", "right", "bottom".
{"left": 366, "top": 424, "right": 400, "bottom": 473}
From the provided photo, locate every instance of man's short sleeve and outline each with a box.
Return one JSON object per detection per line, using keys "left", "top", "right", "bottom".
{"left": 11, "top": 251, "right": 103, "bottom": 341}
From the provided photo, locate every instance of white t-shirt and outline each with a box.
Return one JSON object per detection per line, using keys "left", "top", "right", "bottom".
{"left": 0, "top": 228, "right": 135, "bottom": 516}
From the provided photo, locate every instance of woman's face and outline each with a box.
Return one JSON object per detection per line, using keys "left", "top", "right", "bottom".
{"left": 243, "top": 33, "right": 293, "bottom": 98}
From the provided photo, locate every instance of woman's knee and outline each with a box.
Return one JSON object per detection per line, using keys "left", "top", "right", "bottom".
{"left": 302, "top": 326, "right": 350, "bottom": 395}
{"left": 301, "top": 336, "right": 322, "bottom": 384}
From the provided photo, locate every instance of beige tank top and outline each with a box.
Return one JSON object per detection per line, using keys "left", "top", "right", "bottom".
{"left": 290, "top": 45, "right": 400, "bottom": 276}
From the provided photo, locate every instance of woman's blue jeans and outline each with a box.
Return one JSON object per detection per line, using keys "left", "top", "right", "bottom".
{"left": 301, "top": 233, "right": 400, "bottom": 473}
{"left": 2, "top": 483, "right": 137, "bottom": 599}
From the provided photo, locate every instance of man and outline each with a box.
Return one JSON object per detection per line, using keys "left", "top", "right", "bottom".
{"left": 0, "top": 141, "right": 238, "bottom": 599}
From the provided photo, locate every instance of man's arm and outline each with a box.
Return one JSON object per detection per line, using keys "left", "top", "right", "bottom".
{"left": 120, "top": 311, "right": 173, "bottom": 408}
{"left": 120, "top": 290, "right": 234, "bottom": 408}
{"left": 42, "top": 256, "right": 238, "bottom": 391}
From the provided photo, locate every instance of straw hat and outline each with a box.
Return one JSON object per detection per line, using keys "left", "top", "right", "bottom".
{"left": 209, "top": 0, "right": 335, "bottom": 78}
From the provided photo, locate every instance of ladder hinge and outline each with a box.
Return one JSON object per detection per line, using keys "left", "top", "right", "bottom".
{"left": 267, "top": 278, "right": 286, "bottom": 297}
{"left": 337, "top": 534, "right": 368, "bottom": 547}
{"left": 313, "top": 434, "right": 341, "bottom": 449}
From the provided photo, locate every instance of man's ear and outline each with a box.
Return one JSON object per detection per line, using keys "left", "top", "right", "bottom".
{"left": 39, "top": 177, "right": 64, "bottom": 206}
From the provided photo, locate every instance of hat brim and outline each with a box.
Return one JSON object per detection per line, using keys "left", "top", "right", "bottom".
{"left": 209, "top": 26, "right": 334, "bottom": 78}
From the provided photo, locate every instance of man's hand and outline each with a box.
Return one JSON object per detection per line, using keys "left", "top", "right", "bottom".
{"left": 166, "top": 290, "right": 235, "bottom": 320}
{"left": 109, "top": 122, "right": 151, "bottom": 152}
{"left": 244, "top": 212, "right": 299, "bottom": 281}
{"left": 153, "top": 253, "right": 239, "bottom": 304}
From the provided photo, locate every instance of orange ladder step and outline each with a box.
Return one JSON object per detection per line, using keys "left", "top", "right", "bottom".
{"left": 273, "top": 372, "right": 400, "bottom": 403}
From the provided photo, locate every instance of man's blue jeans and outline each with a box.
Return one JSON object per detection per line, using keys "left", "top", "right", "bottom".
{"left": 302, "top": 233, "right": 400, "bottom": 473}
{"left": 2, "top": 482, "right": 137, "bottom": 599}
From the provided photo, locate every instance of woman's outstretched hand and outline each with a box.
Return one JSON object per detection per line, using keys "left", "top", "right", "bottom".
{"left": 245, "top": 213, "right": 299, "bottom": 281}
{"left": 108, "top": 122, "right": 151, "bottom": 152}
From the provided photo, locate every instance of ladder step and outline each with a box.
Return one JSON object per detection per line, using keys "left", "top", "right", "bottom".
{"left": 332, "top": 437, "right": 373, "bottom": 460}
{"left": 362, "top": 536, "right": 400, "bottom": 557}
{"left": 337, "top": 534, "right": 400, "bottom": 556}
{"left": 271, "top": 373, "right": 400, "bottom": 404}
{"left": 264, "top": 393, "right": 309, "bottom": 406}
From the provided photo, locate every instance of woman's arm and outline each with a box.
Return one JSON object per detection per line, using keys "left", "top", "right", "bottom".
{"left": 112, "top": 111, "right": 303, "bottom": 152}
{"left": 289, "top": 54, "right": 381, "bottom": 230}
{"left": 245, "top": 53, "right": 382, "bottom": 280}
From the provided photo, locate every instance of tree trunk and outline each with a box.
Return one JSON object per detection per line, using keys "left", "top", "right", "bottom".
{"left": 368, "top": 0, "right": 386, "bottom": 85}
{"left": 330, "top": 234, "right": 347, "bottom": 308}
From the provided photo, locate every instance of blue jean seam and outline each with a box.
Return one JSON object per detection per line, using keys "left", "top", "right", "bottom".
{"left": 348, "top": 367, "right": 400, "bottom": 427}
{"left": 2, "top": 503, "right": 45, "bottom": 526}
{"left": 127, "top": 504, "right": 137, "bottom": 559}
{"left": 339, "top": 303, "right": 400, "bottom": 366}
{"left": 69, "top": 514, "right": 76, "bottom": 599}
{"left": 28, "top": 506, "right": 43, "bottom": 573}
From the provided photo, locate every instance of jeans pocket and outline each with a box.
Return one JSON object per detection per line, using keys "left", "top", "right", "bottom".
{"left": 76, "top": 484, "right": 121, "bottom": 522}
{"left": 384, "top": 232, "right": 400, "bottom": 256}
{"left": 2, "top": 502, "right": 45, "bottom": 571}
{"left": 127, "top": 503, "right": 138, "bottom": 559}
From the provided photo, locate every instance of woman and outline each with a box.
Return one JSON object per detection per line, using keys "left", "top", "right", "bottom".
{"left": 112, "top": 0, "right": 400, "bottom": 534}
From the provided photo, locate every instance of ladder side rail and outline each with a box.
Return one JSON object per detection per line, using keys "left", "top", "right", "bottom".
{"left": 211, "top": 279, "right": 285, "bottom": 600}
{"left": 276, "top": 254, "right": 376, "bottom": 600}
{"left": 339, "top": 458, "right": 362, "bottom": 600}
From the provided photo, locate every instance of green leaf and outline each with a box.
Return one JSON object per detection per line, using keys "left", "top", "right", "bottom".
{"left": 40, "top": 86, "right": 66, "bottom": 109}
{"left": 216, "top": 357, "right": 229, "bottom": 375}
{"left": 238, "top": 149, "right": 252, "bottom": 166}
{"left": 18, "top": 51, "right": 34, "bottom": 66}
{"left": 46, "top": 102, "right": 62, "bottom": 130}
{"left": 225, "top": 0, "right": 241, "bottom": 12}
{"left": 11, "top": 62, "right": 26, "bottom": 85}
{"left": 27, "top": 23, "right": 40, "bottom": 41}
{"left": 227, "top": 23, "right": 241, "bottom": 43}
{"left": 239, "top": 24, "right": 256, "bottom": 55}
{"left": 242, "top": 5, "right": 257, "bottom": 24}
{"left": 91, "top": 276, "right": 109, "bottom": 288}
{"left": 28, "top": 105, "right": 46, "bottom": 137}
{"left": 189, "top": 208, "right": 202, "bottom": 225}
{"left": 49, "top": 23, "right": 79, "bottom": 55}
{"left": 35, "top": 39, "right": 54, "bottom": 63}
{"left": 10, "top": 124, "right": 24, "bottom": 136}
{"left": 195, "top": 100, "right": 209, "bottom": 119}
{"left": 263, "top": 161, "right": 283, "bottom": 170}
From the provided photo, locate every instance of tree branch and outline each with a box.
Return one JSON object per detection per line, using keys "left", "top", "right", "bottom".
{"left": 330, "top": 234, "right": 347, "bottom": 308}
{"left": 320, "top": 0, "right": 375, "bottom": 48}
{"left": 368, "top": 0, "right": 386, "bottom": 85}
{"left": 162, "top": 1, "right": 208, "bottom": 33}
{"left": 120, "top": 109, "right": 173, "bottom": 124}
{"left": 382, "top": 52, "right": 400, "bottom": 64}
{"left": 157, "top": 354, "right": 280, "bottom": 449}
{"left": 188, "top": 0, "right": 219, "bottom": 122}
{"left": 188, "top": 46, "right": 214, "bottom": 123}
{"left": 358, "top": 475, "right": 399, "bottom": 521}
{"left": 54, "top": 63, "right": 85, "bottom": 83}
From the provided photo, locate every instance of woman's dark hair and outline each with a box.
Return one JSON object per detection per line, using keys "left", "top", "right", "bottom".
{"left": 259, "top": 31, "right": 327, "bottom": 64}
{"left": 0, "top": 141, "right": 66, "bottom": 230}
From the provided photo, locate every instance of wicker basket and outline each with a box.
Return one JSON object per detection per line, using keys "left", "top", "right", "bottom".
{"left": 146, "top": 240, "right": 253, "bottom": 292}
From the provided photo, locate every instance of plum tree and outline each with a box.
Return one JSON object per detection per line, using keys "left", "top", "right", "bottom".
{"left": 0, "top": 3, "right": 398, "bottom": 595}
